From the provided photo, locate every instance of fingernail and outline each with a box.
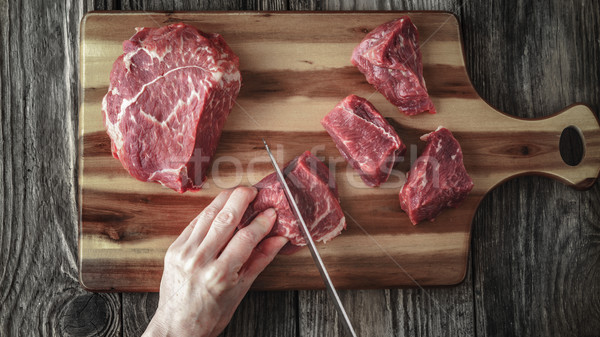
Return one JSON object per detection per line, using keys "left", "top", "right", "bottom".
{"left": 264, "top": 208, "right": 276, "bottom": 217}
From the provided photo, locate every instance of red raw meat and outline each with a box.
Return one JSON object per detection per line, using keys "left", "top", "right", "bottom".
{"left": 240, "top": 151, "right": 346, "bottom": 254}
{"left": 352, "top": 16, "right": 436, "bottom": 115}
{"left": 399, "top": 127, "right": 473, "bottom": 225}
{"left": 102, "top": 23, "right": 241, "bottom": 193}
{"left": 321, "top": 94, "right": 406, "bottom": 187}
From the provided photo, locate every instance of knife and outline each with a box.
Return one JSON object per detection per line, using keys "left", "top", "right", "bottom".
{"left": 262, "top": 139, "right": 358, "bottom": 337}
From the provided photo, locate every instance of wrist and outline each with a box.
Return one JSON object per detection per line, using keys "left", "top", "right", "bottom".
{"left": 142, "top": 316, "right": 170, "bottom": 337}
{"left": 143, "top": 311, "right": 215, "bottom": 337}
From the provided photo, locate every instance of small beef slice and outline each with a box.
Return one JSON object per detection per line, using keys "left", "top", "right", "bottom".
{"left": 351, "top": 16, "right": 436, "bottom": 115}
{"left": 240, "top": 151, "right": 346, "bottom": 254}
{"left": 321, "top": 95, "right": 406, "bottom": 187}
{"left": 399, "top": 127, "right": 473, "bottom": 225}
{"left": 102, "top": 23, "right": 241, "bottom": 193}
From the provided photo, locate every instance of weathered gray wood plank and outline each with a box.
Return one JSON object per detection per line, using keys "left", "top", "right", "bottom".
{"left": 300, "top": 289, "right": 395, "bottom": 337}
{"left": 118, "top": 0, "right": 256, "bottom": 11}
{"left": 462, "top": 0, "right": 600, "bottom": 336}
{"left": 1, "top": 0, "right": 599, "bottom": 336}
{"left": 221, "top": 291, "right": 299, "bottom": 337}
{"left": 122, "top": 293, "right": 159, "bottom": 336}
{"left": 288, "top": 0, "right": 320, "bottom": 11}
{"left": 299, "top": 269, "right": 475, "bottom": 337}
{"left": 0, "top": 0, "right": 121, "bottom": 336}
{"left": 121, "top": 290, "right": 299, "bottom": 336}
{"left": 389, "top": 262, "right": 475, "bottom": 337}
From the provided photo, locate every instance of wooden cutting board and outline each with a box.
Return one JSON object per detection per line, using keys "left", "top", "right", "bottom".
{"left": 79, "top": 11, "right": 600, "bottom": 291}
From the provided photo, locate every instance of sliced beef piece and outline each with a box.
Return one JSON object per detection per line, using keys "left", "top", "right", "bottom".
{"left": 352, "top": 16, "right": 436, "bottom": 115}
{"left": 102, "top": 23, "right": 241, "bottom": 193}
{"left": 240, "top": 151, "right": 346, "bottom": 255}
{"left": 399, "top": 127, "right": 473, "bottom": 225}
{"left": 321, "top": 94, "right": 406, "bottom": 187}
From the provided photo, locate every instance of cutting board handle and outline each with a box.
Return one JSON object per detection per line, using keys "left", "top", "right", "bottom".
{"left": 488, "top": 104, "right": 600, "bottom": 190}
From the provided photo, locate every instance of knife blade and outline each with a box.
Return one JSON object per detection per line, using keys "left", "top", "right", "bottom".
{"left": 262, "top": 139, "right": 358, "bottom": 337}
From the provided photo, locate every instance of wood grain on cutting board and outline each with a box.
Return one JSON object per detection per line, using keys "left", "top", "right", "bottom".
{"left": 79, "top": 12, "right": 600, "bottom": 291}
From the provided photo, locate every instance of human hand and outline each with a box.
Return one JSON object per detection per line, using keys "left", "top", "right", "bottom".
{"left": 142, "top": 187, "right": 288, "bottom": 337}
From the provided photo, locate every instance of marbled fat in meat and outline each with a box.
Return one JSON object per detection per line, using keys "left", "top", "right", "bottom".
{"left": 321, "top": 94, "right": 406, "bottom": 187}
{"left": 399, "top": 127, "right": 473, "bottom": 224}
{"left": 352, "top": 16, "right": 436, "bottom": 115}
{"left": 240, "top": 151, "right": 346, "bottom": 254}
{"left": 102, "top": 23, "right": 241, "bottom": 192}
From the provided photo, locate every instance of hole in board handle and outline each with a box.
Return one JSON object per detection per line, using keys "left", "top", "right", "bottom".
{"left": 559, "top": 126, "right": 585, "bottom": 166}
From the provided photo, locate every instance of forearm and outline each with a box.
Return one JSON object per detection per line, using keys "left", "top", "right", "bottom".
{"left": 142, "top": 313, "right": 214, "bottom": 337}
{"left": 142, "top": 318, "right": 168, "bottom": 337}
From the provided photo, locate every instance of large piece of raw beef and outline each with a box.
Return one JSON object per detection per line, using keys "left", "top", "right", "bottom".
{"left": 102, "top": 23, "right": 241, "bottom": 193}
{"left": 240, "top": 151, "right": 346, "bottom": 254}
{"left": 321, "top": 94, "right": 406, "bottom": 187}
{"left": 352, "top": 16, "right": 436, "bottom": 115}
{"left": 399, "top": 127, "right": 473, "bottom": 225}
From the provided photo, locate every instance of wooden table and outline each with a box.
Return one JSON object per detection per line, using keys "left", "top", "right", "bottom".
{"left": 1, "top": 1, "right": 599, "bottom": 336}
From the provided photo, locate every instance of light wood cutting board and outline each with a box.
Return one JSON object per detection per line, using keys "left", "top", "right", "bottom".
{"left": 78, "top": 11, "right": 600, "bottom": 291}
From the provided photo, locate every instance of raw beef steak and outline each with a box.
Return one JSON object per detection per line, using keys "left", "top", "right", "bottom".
{"left": 351, "top": 16, "right": 436, "bottom": 115}
{"left": 102, "top": 23, "right": 241, "bottom": 193}
{"left": 321, "top": 94, "right": 406, "bottom": 187}
{"left": 399, "top": 127, "right": 473, "bottom": 225}
{"left": 240, "top": 151, "right": 346, "bottom": 254}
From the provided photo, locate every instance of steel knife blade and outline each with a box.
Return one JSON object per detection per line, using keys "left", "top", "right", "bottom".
{"left": 262, "top": 139, "right": 357, "bottom": 337}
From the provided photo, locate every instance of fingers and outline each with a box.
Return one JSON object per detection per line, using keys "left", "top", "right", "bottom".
{"left": 218, "top": 208, "right": 277, "bottom": 273}
{"left": 185, "top": 189, "right": 235, "bottom": 247}
{"left": 197, "top": 186, "right": 258, "bottom": 260}
{"left": 240, "top": 236, "right": 289, "bottom": 281}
